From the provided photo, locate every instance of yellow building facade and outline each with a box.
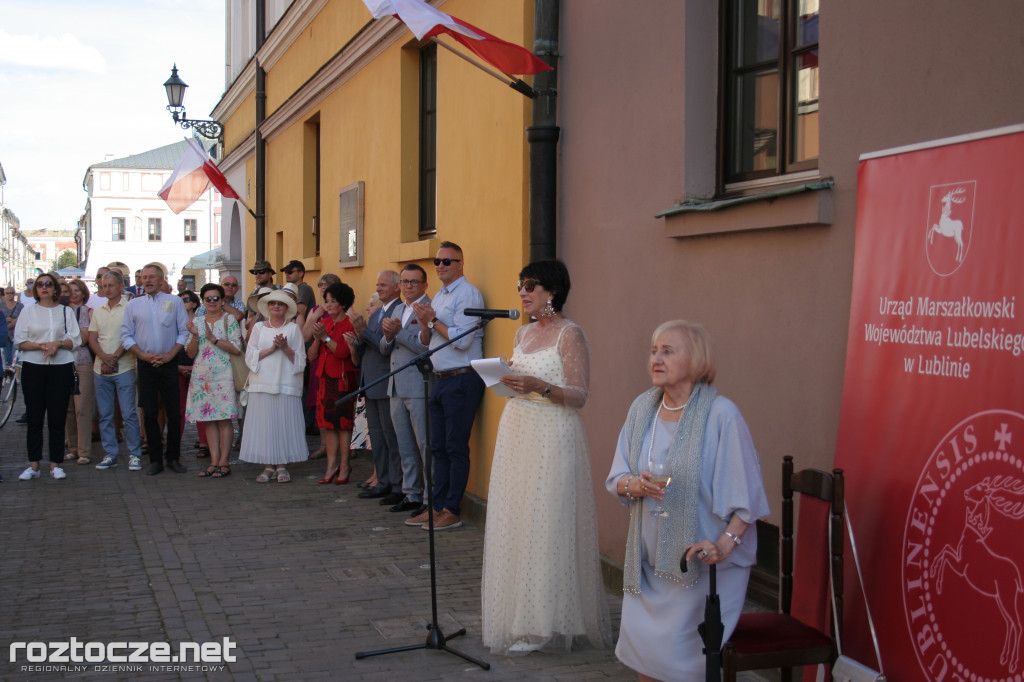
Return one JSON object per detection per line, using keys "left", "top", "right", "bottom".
{"left": 215, "top": 0, "right": 539, "bottom": 508}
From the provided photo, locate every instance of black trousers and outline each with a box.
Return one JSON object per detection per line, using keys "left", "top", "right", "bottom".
{"left": 22, "top": 362, "right": 75, "bottom": 464}
{"left": 137, "top": 360, "right": 181, "bottom": 463}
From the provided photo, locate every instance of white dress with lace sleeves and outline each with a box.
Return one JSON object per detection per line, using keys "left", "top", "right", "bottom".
{"left": 481, "top": 318, "right": 612, "bottom": 655}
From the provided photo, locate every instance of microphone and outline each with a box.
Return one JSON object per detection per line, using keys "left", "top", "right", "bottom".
{"left": 463, "top": 308, "right": 521, "bottom": 320}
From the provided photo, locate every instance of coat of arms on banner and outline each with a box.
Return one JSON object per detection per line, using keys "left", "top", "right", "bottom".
{"left": 926, "top": 181, "right": 976, "bottom": 276}
{"left": 903, "top": 410, "right": 1024, "bottom": 679}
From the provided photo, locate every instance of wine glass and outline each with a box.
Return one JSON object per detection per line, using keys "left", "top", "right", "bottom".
{"left": 647, "top": 452, "right": 672, "bottom": 517}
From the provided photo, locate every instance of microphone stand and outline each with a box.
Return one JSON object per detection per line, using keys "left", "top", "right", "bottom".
{"left": 337, "top": 318, "right": 492, "bottom": 670}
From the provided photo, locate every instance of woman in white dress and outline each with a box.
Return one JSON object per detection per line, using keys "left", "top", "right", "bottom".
{"left": 481, "top": 259, "right": 612, "bottom": 655}
{"left": 239, "top": 290, "right": 307, "bottom": 482}
{"left": 605, "top": 320, "right": 770, "bottom": 682}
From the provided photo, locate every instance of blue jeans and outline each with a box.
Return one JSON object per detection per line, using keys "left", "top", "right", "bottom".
{"left": 95, "top": 369, "right": 142, "bottom": 460}
{"left": 428, "top": 372, "right": 484, "bottom": 516}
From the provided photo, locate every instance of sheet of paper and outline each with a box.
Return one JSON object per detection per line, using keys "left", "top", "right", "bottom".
{"left": 471, "top": 357, "right": 517, "bottom": 397}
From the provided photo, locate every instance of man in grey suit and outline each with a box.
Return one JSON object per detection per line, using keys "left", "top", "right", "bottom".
{"left": 380, "top": 264, "right": 432, "bottom": 515}
{"left": 354, "top": 270, "right": 404, "bottom": 505}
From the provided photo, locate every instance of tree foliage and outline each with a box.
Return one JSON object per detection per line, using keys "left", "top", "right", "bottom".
{"left": 55, "top": 249, "right": 79, "bottom": 270}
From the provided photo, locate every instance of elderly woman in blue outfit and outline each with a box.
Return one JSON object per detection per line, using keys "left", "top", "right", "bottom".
{"left": 606, "top": 320, "right": 770, "bottom": 682}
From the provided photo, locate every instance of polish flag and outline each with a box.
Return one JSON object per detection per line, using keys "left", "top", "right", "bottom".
{"left": 158, "top": 138, "right": 241, "bottom": 215}
{"left": 363, "top": 0, "right": 551, "bottom": 75}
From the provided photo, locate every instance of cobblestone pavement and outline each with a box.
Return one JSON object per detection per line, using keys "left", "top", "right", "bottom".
{"left": 0, "top": 392, "right": 770, "bottom": 682}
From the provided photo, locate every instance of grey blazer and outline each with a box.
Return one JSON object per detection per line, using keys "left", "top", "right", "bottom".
{"left": 381, "top": 295, "right": 432, "bottom": 398}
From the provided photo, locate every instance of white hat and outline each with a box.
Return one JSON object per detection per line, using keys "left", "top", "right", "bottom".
{"left": 257, "top": 289, "right": 297, "bottom": 320}
{"left": 281, "top": 282, "right": 300, "bottom": 299}
{"left": 246, "top": 286, "right": 274, "bottom": 313}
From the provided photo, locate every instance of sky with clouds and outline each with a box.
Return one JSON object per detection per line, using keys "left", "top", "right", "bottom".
{"left": 0, "top": 0, "right": 225, "bottom": 232}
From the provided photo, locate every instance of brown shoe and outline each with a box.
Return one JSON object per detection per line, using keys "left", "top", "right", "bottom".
{"left": 424, "top": 509, "right": 462, "bottom": 531}
{"left": 405, "top": 507, "right": 434, "bottom": 527}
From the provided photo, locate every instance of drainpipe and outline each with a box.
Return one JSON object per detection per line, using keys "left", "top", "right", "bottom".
{"left": 527, "top": 0, "right": 560, "bottom": 263}
{"left": 255, "top": 0, "right": 267, "bottom": 260}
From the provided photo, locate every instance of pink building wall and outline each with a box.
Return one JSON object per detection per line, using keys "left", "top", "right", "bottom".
{"left": 556, "top": 0, "right": 1024, "bottom": 567}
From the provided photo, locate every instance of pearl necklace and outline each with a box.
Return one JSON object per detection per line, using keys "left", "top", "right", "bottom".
{"left": 660, "top": 397, "right": 688, "bottom": 412}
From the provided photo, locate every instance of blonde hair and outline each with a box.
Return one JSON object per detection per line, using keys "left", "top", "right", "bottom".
{"left": 651, "top": 320, "right": 716, "bottom": 384}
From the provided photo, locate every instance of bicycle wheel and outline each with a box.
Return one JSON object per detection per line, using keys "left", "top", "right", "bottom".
{"left": 0, "top": 367, "right": 16, "bottom": 428}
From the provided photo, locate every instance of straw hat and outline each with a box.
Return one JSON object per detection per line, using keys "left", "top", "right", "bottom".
{"left": 246, "top": 286, "right": 273, "bottom": 313}
{"left": 257, "top": 289, "right": 297, "bottom": 320}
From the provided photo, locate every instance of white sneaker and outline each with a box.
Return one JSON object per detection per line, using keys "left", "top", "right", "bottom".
{"left": 128, "top": 456, "right": 142, "bottom": 471}
{"left": 18, "top": 467, "right": 40, "bottom": 481}
{"left": 51, "top": 467, "right": 67, "bottom": 480}
{"left": 96, "top": 456, "right": 118, "bottom": 470}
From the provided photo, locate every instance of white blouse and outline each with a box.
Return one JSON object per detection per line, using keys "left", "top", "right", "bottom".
{"left": 13, "top": 304, "right": 81, "bottom": 365}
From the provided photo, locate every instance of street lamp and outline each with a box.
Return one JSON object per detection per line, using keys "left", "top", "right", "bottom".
{"left": 163, "top": 64, "right": 223, "bottom": 141}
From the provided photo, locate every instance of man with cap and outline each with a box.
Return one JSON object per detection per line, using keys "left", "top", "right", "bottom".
{"left": 282, "top": 260, "right": 316, "bottom": 317}
{"left": 246, "top": 260, "right": 278, "bottom": 330}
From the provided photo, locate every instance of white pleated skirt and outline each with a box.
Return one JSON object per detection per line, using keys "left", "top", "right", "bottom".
{"left": 238, "top": 392, "right": 308, "bottom": 465}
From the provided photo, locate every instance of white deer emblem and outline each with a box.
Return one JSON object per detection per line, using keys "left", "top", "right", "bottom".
{"left": 932, "top": 475, "right": 1024, "bottom": 672}
{"left": 928, "top": 187, "right": 967, "bottom": 262}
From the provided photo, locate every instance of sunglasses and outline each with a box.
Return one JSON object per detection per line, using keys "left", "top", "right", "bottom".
{"left": 36, "top": 281, "right": 55, "bottom": 289}
{"left": 400, "top": 279, "right": 423, "bottom": 286}
{"left": 433, "top": 258, "right": 461, "bottom": 266}
{"left": 203, "top": 296, "right": 221, "bottom": 303}
{"left": 253, "top": 269, "right": 271, "bottom": 275}
{"left": 517, "top": 278, "right": 542, "bottom": 293}
{"left": 223, "top": 282, "right": 238, "bottom": 287}
{"left": 282, "top": 269, "right": 298, "bottom": 274}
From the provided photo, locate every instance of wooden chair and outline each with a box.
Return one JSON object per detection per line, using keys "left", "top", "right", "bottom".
{"left": 722, "top": 455, "right": 844, "bottom": 682}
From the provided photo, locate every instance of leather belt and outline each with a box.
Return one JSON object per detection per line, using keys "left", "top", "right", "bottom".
{"left": 433, "top": 366, "right": 473, "bottom": 380}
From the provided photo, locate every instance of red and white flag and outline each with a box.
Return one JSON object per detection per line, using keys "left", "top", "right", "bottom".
{"left": 363, "top": 0, "right": 551, "bottom": 75}
{"left": 158, "top": 138, "right": 240, "bottom": 215}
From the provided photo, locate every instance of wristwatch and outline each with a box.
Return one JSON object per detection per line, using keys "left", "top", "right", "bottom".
{"left": 542, "top": 384, "right": 552, "bottom": 398}
{"left": 324, "top": 336, "right": 333, "bottom": 343}
{"left": 427, "top": 318, "right": 438, "bottom": 330}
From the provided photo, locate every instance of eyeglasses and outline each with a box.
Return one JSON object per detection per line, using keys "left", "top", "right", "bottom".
{"left": 400, "top": 279, "right": 423, "bottom": 286}
{"left": 203, "top": 296, "right": 221, "bottom": 303}
{"left": 253, "top": 269, "right": 270, "bottom": 275}
{"left": 433, "top": 258, "right": 461, "bottom": 266}
{"left": 36, "top": 281, "right": 55, "bottom": 289}
{"left": 517, "top": 278, "right": 542, "bottom": 293}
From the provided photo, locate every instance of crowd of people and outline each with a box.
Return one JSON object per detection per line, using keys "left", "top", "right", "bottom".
{"left": 4, "top": 244, "right": 771, "bottom": 678}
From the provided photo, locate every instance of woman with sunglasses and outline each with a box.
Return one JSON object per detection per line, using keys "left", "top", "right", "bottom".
{"left": 2, "top": 286, "right": 24, "bottom": 365}
{"left": 481, "top": 259, "right": 612, "bottom": 655}
{"left": 184, "top": 283, "right": 243, "bottom": 478}
{"left": 13, "top": 272, "right": 82, "bottom": 480}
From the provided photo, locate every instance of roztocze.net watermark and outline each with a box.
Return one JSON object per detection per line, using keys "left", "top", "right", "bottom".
{"left": 10, "top": 637, "right": 236, "bottom": 672}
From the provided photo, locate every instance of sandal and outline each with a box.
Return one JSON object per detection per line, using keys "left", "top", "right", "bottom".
{"left": 256, "top": 467, "right": 275, "bottom": 483}
{"left": 276, "top": 467, "right": 291, "bottom": 483}
{"left": 76, "top": 456, "right": 91, "bottom": 465}
{"left": 211, "top": 466, "right": 231, "bottom": 478}
{"left": 197, "top": 447, "right": 210, "bottom": 459}
{"left": 308, "top": 446, "right": 326, "bottom": 460}
{"left": 198, "top": 466, "right": 219, "bottom": 478}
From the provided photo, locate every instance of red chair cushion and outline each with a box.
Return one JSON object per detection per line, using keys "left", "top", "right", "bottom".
{"left": 727, "top": 613, "right": 831, "bottom": 654}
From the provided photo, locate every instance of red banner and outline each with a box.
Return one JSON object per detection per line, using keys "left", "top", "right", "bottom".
{"left": 835, "top": 125, "right": 1024, "bottom": 681}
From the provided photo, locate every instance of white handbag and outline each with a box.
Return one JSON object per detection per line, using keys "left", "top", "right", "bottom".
{"left": 831, "top": 504, "right": 886, "bottom": 682}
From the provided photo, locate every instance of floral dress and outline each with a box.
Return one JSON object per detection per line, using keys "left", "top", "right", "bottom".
{"left": 185, "top": 314, "right": 242, "bottom": 422}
